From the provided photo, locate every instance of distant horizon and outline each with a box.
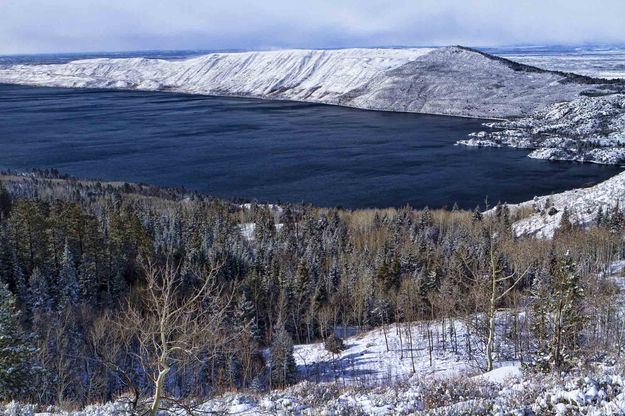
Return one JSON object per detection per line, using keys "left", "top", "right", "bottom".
{"left": 2, "top": 43, "right": 625, "bottom": 58}
{"left": 3, "top": 1, "right": 625, "bottom": 55}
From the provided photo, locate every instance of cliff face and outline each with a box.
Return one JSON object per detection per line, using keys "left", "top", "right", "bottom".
{"left": 1, "top": 46, "right": 619, "bottom": 118}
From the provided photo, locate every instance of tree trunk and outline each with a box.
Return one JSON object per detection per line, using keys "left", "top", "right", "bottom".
{"left": 150, "top": 366, "right": 170, "bottom": 416}
{"left": 486, "top": 284, "right": 497, "bottom": 372}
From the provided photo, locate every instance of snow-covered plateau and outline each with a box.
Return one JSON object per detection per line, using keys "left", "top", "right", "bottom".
{"left": 1, "top": 46, "right": 622, "bottom": 119}
{"left": 500, "top": 48, "right": 625, "bottom": 80}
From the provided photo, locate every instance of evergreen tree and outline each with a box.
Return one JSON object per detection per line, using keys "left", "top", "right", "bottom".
{"left": 609, "top": 202, "right": 624, "bottom": 234}
{"left": 236, "top": 294, "right": 261, "bottom": 341}
{"left": 596, "top": 206, "right": 604, "bottom": 227}
{"left": 549, "top": 252, "right": 586, "bottom": 369}
{"left": 0, "top": 183, "right": 11, "bottom": 222}
{"left": 557, "top": 207, "right": 574, "bottom": 236}
{"left": 532, "top": 251, "right": 586, "bottom": 370}
{"left": 58, "top": 242, "right": 80, "bottom": 310}
{"left": 77, "top": 253, "right": 97, "bottom": 304}
{"left": 472, "top": 206, "right": 483, "bottom": 223}
{"left": 29, "top": 267, "right": 51, "bottom": 316}
{"left": 0, "top": 283, "right": 36, "bottom": 400}
{"left": 269, "top": 322, "right": 297, "bottom": 388}
{"left": 13, "top": 260, "right": 28, "bottom": 306}
{"left": 530, "top": 269, "right": 551, "bottom": 371}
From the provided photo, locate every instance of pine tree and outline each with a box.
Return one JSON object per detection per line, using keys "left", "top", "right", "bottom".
{"left": 596, "top": 207, "right": 604, "bottom": 227}
{"left": 530, "top": 269, "right": 551, "bottom": 371}
{"left": 532, "top": 251, "right": 586, "bottom": 370}
{"left": 609, "top": 202, "right": 624, "bottom": 234}
{"left": 0, "top": 283, "right": 36, "bottom": 400}
{"left": 472, "top": 206, "right": 483, "bottom": 223}
{"left": 77, "top": 253, "right": 97, "bottom": 304}
{"left": 557, "top": 207, "right": 574, "bottom": 236}
{"left": 58, "top": 242, "right": 80, "bottom": 310}
{"left": 0, "top": 183, "right": 11, "bottom": 222}
{"left": 269, "top": 322, "right": 297, "bottom": 388}
{"left": 236, "top": 294, "right": 261, "bottom": 341}
{"left": 549, "top": 252, "right": 586, "bottom": 369}
{"left": 13, "top": 260, "right": 28, "bottom": 306}
{"left": 29, "top": 267, "right": 51, "bottom": 316}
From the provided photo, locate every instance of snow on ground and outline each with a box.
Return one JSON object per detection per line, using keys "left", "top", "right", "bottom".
{"left": 238, "top": 222, "right": 256, "bottom": 241}
{"left": 238, "top": 202, "right": 284, "bottom": 214}
{"left": 10, "top": 366, "right": 625, "bottom": 415}
{"left": 494, "top": 170, "right": 625, "bottom": 238}
{"left": 473, "top": 363, "right": 522, "bottom": 384}
{"left": 238, "top": 222, "right": 284, "bottom": 241}
{"left": 0, "top": 46, "right": 616, "bottom": 118}
{"left": 458, "top": 93, "right": 625, "bottom": 165}
{"left": 609, "top": 260, "right": 625, "bottom": 278}
{"left": 294, "top": 321, "right": 481, "bottom": 385}
{"left": 500, "top": 48, "right": 625, "bottom": 80}
{"left": 7, "top": 309, "right": 625, "bottom": 415}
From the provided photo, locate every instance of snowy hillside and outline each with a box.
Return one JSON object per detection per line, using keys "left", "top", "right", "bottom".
{"left": 459, "top": 93, "right": 625, "bottom": 164}
{"left": 294, "top": 322, "right": 484, "bottom": 385}
{"left": 8, "top": 319, "right": 625, "bottom": 414}
{"left": 0, "top": 46, "right": 620, "bottom": 118}
{"left": 498, "top": 170, "right": 625, "bottom": 238}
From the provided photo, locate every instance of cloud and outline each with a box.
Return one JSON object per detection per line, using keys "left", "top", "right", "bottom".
{"left": 1, "top": 0, "right": 624, "bottom": 54}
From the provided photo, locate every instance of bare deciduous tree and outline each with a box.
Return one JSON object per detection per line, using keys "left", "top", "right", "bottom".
{"left": 120, "top": 258, "right": 236, "bottom": 415}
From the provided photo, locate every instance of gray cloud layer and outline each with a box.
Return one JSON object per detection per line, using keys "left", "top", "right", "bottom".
{"left": 1, "top": 0, "right": 624, "bottom": 54}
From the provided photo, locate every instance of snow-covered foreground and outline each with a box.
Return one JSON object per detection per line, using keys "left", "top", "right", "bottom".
{"left": 0, "top": 46, "right": 617, "bottom": 119}
{"left": 8, "top": 364, "right": 625, "bottom": 415}
{"left": 6, "top": 308, "right": 625, "bottom": 415}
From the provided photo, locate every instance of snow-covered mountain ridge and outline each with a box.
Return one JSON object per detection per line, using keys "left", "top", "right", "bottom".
{"left": 1, "top": 46, "right": 621, "bottom": 118}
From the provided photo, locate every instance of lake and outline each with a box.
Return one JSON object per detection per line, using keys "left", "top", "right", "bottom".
{"left": 0, "top": 83, "right": 620, "bottom": 209}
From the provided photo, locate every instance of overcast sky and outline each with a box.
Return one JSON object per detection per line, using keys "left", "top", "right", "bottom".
{"left": 1, "top": 0, "right": 624, "bottom": 54}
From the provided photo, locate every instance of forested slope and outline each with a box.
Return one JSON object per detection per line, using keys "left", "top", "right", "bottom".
{"left": 0, "top": 171, "right": 624, "bottom": 413}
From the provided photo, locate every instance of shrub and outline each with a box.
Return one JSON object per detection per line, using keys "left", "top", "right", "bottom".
{"left": 324, "top": 334, "right": 345, "bottom": 354}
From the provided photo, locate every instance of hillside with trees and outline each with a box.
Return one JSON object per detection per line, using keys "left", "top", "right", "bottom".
{"left": 1, "top": 170, "right": 625, "bottom": 414}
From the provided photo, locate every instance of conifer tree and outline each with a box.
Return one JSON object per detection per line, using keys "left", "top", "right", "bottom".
{"left": 236, "top": 294, "right": 261, "bottom": 341}
{"left": 596, "top": 206, "right": 604, "bottom": 227}
{"left": 29, "top": 267, "right": 51, "bottom": 316}
{"left": 0, "top": 283, "right": 36, "bottom": 400}
{"left": 78, "top": 253, "right": 98, "bottom": 304}
{"left": 557, "top": 207, "right": 574, "bottom": 236}
{"left": 472, "top": 206, "right": 483, "bottom": 223}
{"left": 13, "top": 260, "right": 28, "bottom": 306}
{"left": 58, "top": 242, "right": 80, "bottom": 310}
{"left": 0, "top": 183, "right": 11, "bottom": 222}
{"left": 269, "top": 322, "right": 297, "bottom": 388}
{"left": 609, "top": 202, "right": 624, "bottom": 234}
{"left": 532, "top": 251, "right": 586, "bottom": 369}
{"left": 549, "top": 252, "right": 586, "bottom": 369}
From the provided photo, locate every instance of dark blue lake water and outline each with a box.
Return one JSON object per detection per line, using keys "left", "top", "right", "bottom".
{"left": 0, "top": 83, "right": 621, "bottom": 209}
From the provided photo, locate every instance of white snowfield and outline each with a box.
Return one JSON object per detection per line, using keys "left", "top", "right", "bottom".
{"left": 294, "top": 321, "right": 481, "bottom": 384}
{"left": 502, "top": 170, "right": 625, "bottom": 238}
{"left": 0, "top": 46, "right": 615, "bottom": 118}
{"left": 502, "top": 49, "right": 625, "bottom": 80}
